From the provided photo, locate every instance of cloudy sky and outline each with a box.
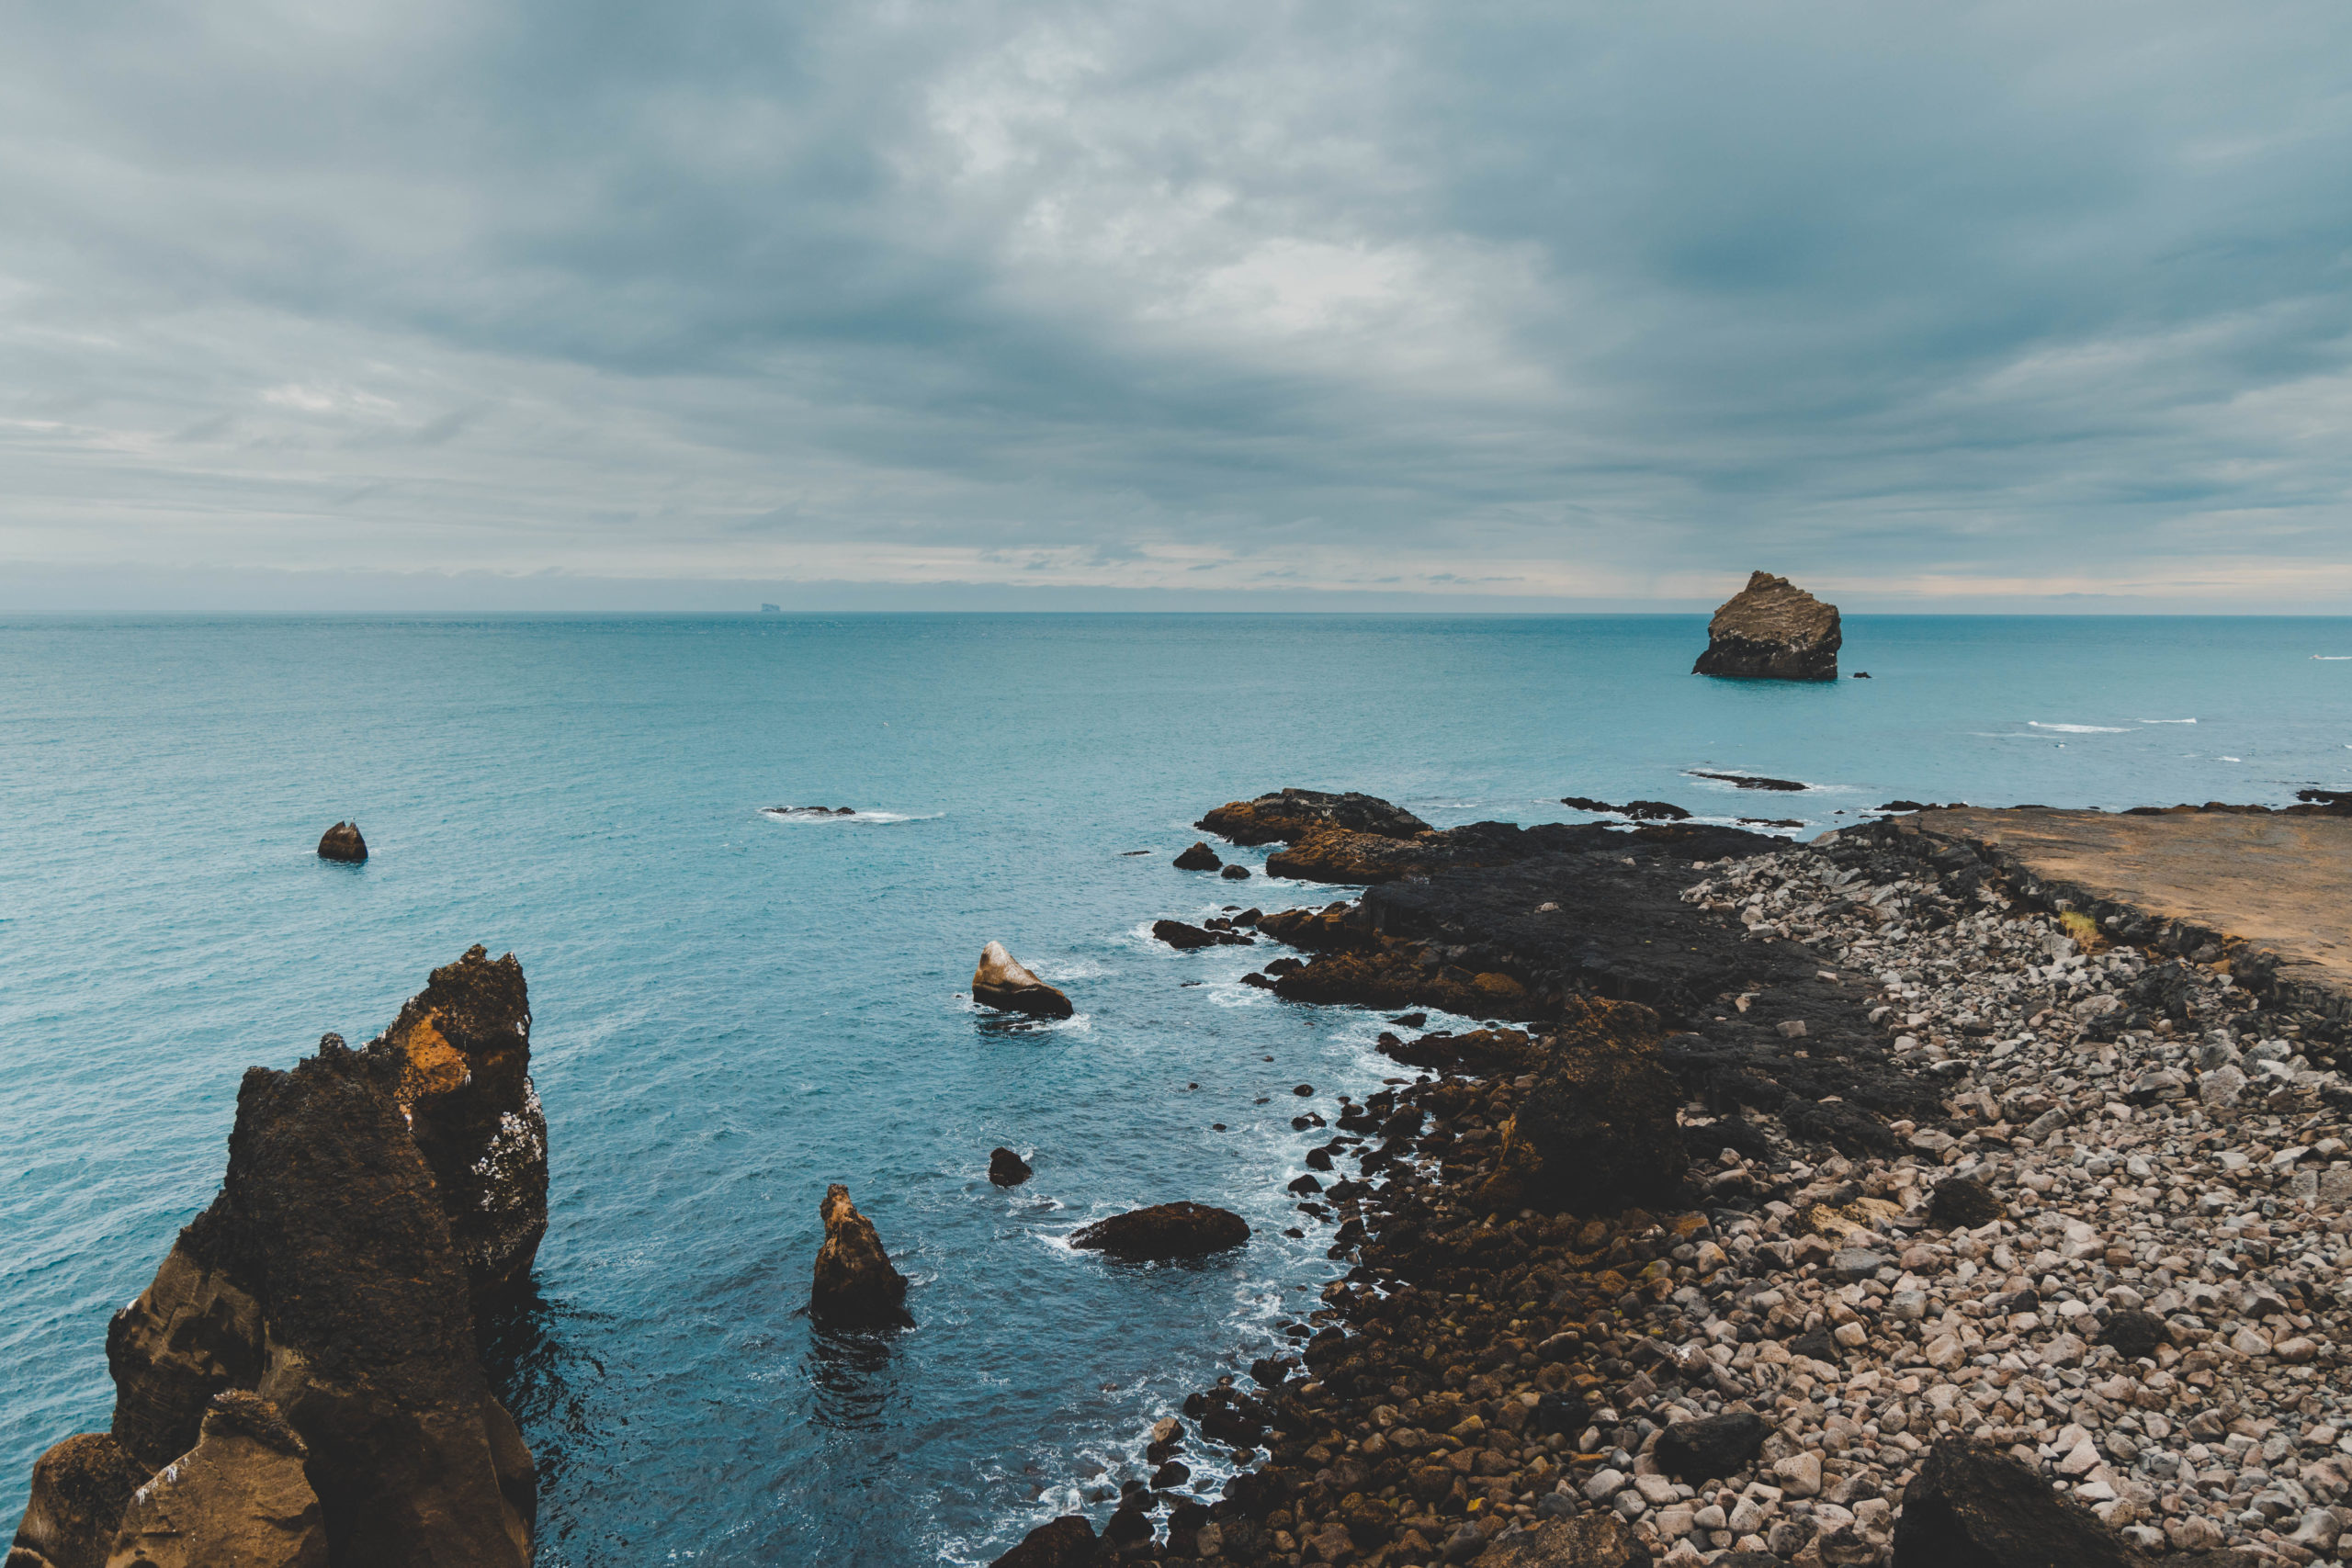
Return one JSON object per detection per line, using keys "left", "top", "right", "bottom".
{"left": 6, "top": 1, "right": 2351, "bottom": 610}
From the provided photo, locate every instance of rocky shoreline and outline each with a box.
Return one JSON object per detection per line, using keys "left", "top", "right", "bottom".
{"left": 995, "top": 794, "right": 2352, "bottom": 1568}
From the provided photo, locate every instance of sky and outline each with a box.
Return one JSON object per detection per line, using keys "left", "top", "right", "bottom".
{"left": 5, "top": 1, "right": 2351, "bottom": 612}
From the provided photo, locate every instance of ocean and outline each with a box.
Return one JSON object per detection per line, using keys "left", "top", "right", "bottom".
{"left": 3, "top": 611, "right": 2346, "bottom": 1563}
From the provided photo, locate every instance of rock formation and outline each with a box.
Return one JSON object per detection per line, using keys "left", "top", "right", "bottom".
{"left": 314, "top": 823, "right": 367, "bottom": 863}
{"left": 1197, "top": 789, "right": 1430, "bottom": 846}
{"left": 1474, "top": 997, "right": 1688, "bottom": 1213}
{"left": 1150, "top": 919, "right": 1253, "bottom": 951}
{"left": 1172, "top": 841, "right": 1223, "bottom": 871}
{"left": 988, "top": 1147, "right": 1033, "bottom": 1187}
{"left": 971, "top": 942, "right": 1074, "bottom": 1020}
{"left": 9, "top": 1434, "right": 143, "bottom": 1568}
{"left": 988, "top": 1515, "right": 1097, "bottom": 1568}
{"left": 101, "top": 1392, "right": 326, "bottom": 1568}
{"left": 808, "top": 1184, "right": 914, "bottom": 1328}
{"left": 1891, "top": 1438, "right": 2148, "bottom": 1568}
{"left": 365, "top": 944, "right": 548, "bottom": 1310}
{"left": 1692, "top": 570, "right": 1840, "bottom": 681}
{"left": 1069, "top": 1202, "right": 1250, "bottom": 1260}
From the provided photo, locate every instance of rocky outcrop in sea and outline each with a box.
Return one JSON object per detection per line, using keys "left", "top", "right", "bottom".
{"left": 314, "top": 822, "right": 367, "bottom": 863}
{"left": 809, "top": 1184, "right": 915, "bottom": 1329}
{"left": 1693, "top": 572, "right": 1841, "bottom": 682}
{"left": 10, "top": 950, "right": 544, "bottom": 1568}
{"left": 975, "top": 942, "right": 1077, "bottom": 1019}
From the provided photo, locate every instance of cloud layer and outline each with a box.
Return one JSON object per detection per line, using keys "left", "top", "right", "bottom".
{"left": 6, "top": 1, "right": 2351, "bottom": 605}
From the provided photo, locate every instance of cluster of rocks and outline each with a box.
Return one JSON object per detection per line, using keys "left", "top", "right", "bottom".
{"left": 10, "top": 946, "right": 548, "bottom": 1568}
{"left": 993, "top": 789, "right": 2352, "bottom": 1568}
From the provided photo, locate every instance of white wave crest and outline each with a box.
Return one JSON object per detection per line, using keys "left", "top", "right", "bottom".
{"left": 759, "top": 807, "right": 937, "bottom": 824}
{"left": 2138, "top": 718, "right": 2196, "bottom": 724}
{"left": 2027, "top": 722, "right": 2129, "bottom": 734}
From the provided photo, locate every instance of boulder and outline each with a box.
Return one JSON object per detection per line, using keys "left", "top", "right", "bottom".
{"left": 1652, "top": 1411, "right": 1771, "bottom": 1481}
{"left": 971, "top": 942, "right": 1074, "bottom": 1019}
{"left": 1475, "top": 997, "right": 1689, "bottom": 1213}
{"left": 1197, "top": 789, "right": 1431, "bottom": 846}
{"left": 1928, "top": 1176, "right": 2003, "bottom": 1231}
{"left": 1891, "top": 1438, "right": 2149, "bottom": 1568}
{"left": 1151, "top": 919, "right": 1253, "bottom": 951}
{"left": 988, "top": 1515, "right": 1098, "bottom": 1568}
{"left": 1220, "top": 863, "right": 1251, "bottom": 881}
{"left": 1070, "top": 1202, "right": 1250, "bottom": 1260}
{"left": 1473, "top": 1512, "right": 1642, "bottom": 1566}
{"left": 1692, "top": 571, "right": 1840, "bottom": 682}
{"left": 809, "top": 1184, "right": 914, "bottom": 1328}
{"left": 1173, "top": 841, "right": 1224, "bottom": 871}
{"left": 314, "top": 822, "right": 367, "bottom": 863}
{"left": 102, "top": 1393, "right": 326, "bottom": 1568}
{"left": 365, "top": 945, "right": 548, "bottom": 1310}
{"left": 2098, "top": 1309, "right": 2169, "bottom": 1360}
{"left": 989, "top": 1147, "right": 1034, "bottom": 1187}
{"left": 9, "top": 1434, "right": 143, "bottom": 1568}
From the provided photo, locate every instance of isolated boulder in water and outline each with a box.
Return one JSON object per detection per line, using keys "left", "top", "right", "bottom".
{"left": 809, "top": 1184, "right": 914, "bottom": 1328}
{"left": 972, "top": 942, "right": 1074, "bottom": 1019}
{"left": 1070, "top": 1202, "right": 1250, "bottom": 1260}
{"left": 989, "top": 1147, "right": 1034, "bottom": 1186}
{"left": 1151, "top": 919, "right": 1252, "bottom": 951}
{"left": 102, "top": 1392, "right": 326, "bottom": 1568}
{"left": 1197, "top": 788, "right": 1431, "bottom": 846}
{"left": 989, "top": 1515, "right": 1098, "bottom": 1568}
{"left": 1476, "top": 997, "right": 1688, "bottom": 1213}
{"left": 1173, "top": 841, "right": 1223, "bottom": 871}
{"left": 1891, "top": 1438, "right": 2147, "bottom": 1568}
{"left": 366, "top": 944, "right": 548, "bottom": 1310}
{"left": 9, "top": 1433, "right": 144, "bottom": 1568}
{"left": 1692, "top": 571, "right": 1840, "bottom": 682}
{"left": 314, "top": 822, "right": 367, "bottom": 863}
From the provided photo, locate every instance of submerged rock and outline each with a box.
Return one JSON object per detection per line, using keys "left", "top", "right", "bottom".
{"left": 314, "top": 822, "right": 367, "bottom": 863}
{"left": 9, "top": 1433, "right": 143, "bottom": 1568}
{"left": 102, "top": 1392, "right": 325, "bottom": 1568}
{"left": 988, "top": 1147, "right": 1034, "bottom": 1187}
{"left": 1173, "top": 841, "right": 1223, "bottom": 871}
{"left": 1070, "top": 1202, "right": 1250, "bottom": 1260}
{"left": 1476, "top": 997, "right": 1688, "bottom": 1213}
{"left": 1151, "top": 919, "right": 1253, "bottom": 951}
{"left": 366, "top": 944, "right": 548, "bottom": 1310}
{"left": 1690, "top": 770, "right": 1807, "bottom": 792}
{"left": 1692, "top": 571, "right": 1841, "bottom": 682}
{"left": 1198, "top": 788, "right": 1431, "bottom": 846}
{"left": 809, "top": 1184, "right": 914, "bottom": 1328}
{"left": 1891, "top": 1438, "right": 2147, "bottom": 1568}
{"left": 971, "top": 942, "right": 1074, "bottom": 1019}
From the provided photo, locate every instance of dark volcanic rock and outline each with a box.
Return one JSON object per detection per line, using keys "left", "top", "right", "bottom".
{"left": 1220, "top": 863, "right": 1251, "bottom": 880}
{"left": 1891, "top": 1438, "right": 2149, "bottom": 1568}
{"left": 1561, "top": 796, "right": 1692, "bottom": 822}
{"left": 1690, "top": 771, "right": 1807, "bottom": 792}
{"left": 1152, "top": 919, "right": 1253, "bottom": 950}
{"left": 367, "top": 944, "right": 548, "bottom": 1309}
{"left": 1173, "top": 840, "right": 1223, "bottom": 871}
{"left": 971, "top": 942, "right": 1075, "bottom": 1019}
{"left": 1198, "top": 788, "right": 1431, "bottom": 846}
{"left": 1928, "top": 1176, "right": 2004, "bottom": 1231}
{"left": 1070, "top": 1202, "right": 1250, "bottom": 1260}
{"left": 2098, "top": 1309, "right": 2170, "bottom": 1360}
{"left": 9, "top": 1432, "right": 143, "bottom": 1568}
{"left": 810, "top": 1184, "right": 914, "bottom": 1328}
{"left": 315, "top": 821, "right": 367, "bottom": 863}
{"left": 105, "top": 1392, "right": 327, "bottom": 1568}
{"left": 1476, "top": 998, "right": 1689, "bottom": 1213}
{"left": 988, "top": 1514, "right": 1097, "bottom": 1568}
{"left": 989, "top": 1147, "right": 1034, "bottom": 1186}
{"left": 1653, "top": 1411, "right": 1771, "bottom": 1481}
{"left": 1692, "top": 571, "right": 1841, "bottom": 682}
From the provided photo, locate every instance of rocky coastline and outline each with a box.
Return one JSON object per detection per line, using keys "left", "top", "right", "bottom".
{"left": 8, "top": 947, "right": 547, "bottom": 1568}
{"left": 995, "top": 793, "right": 2352, "bottom": 1568}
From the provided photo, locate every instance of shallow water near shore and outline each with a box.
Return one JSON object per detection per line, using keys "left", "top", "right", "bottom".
{"left": 3, "top": 611, "right": 2348, "bottom": 1563}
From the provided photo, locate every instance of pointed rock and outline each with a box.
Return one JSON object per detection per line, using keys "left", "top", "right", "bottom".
{"left": 971, "top": 942, "right": 1073, "bottom": 1019}
{"left": 810, "top": 1185, "right": 914, "bottom": 1328}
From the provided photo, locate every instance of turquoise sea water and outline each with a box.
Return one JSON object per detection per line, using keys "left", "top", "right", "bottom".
{"left": 3, "top": 612, "right": 2348, "bottom": 1563}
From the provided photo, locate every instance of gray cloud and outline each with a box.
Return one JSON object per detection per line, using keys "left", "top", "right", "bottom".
{"left": 3, "top": 0, "right": 2350, "bottom": 606}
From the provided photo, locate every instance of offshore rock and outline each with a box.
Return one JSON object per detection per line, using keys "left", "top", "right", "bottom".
{"left": 988, "top": 1147, "right": 1034, "bottom": 1187}
{"left": 103, "top": 1041, "right": 534, "bottom": 1567}
{"left": 809, "top": 1184, "right": 914, "bottom": 1328}
{"left": 1891, "top": 1438, "right": 2148, "bottom": 1568}
{"left": 101, "top": 1393, "right": 325, "bottom": 1568}
{"left": 367, "top": 944, "right": 548, "bottom": 1309}
{"left": 971, "top": 942, "right": 1075, "bottom": 1020}
{"left": 987, "top": 1515, "right": 1097, "bottom": 1568}
{"left": 1070, "top": 1202, "right": 1250, "bottom": 1260}
{"left": 1151, "top": 919, "right": 1253, "bottom": 951}
{"left": 1198, "top": 788, "right": 1431, "bottom": 847}
{"left": 1692, "top": 571, "right": 1841, "bottom": 682}
{"left": 9, "top": 1434, "right": 143, "bottom": 1568}
{"left": 314, "top": 822, "right": 367, "bottom": 863}
{"left": 1476, "top": 998, "right": 1688, "bottom": 1213}
{"left": 1172, "top": 840, "right": 1223, "bottom": 871}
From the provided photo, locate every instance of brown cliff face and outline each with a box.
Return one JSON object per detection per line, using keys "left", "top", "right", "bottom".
{"left": 9, "top": 1434, "right": 144, "bottom": 1568}
{"left": 809, "top": 1185, "right": 915, "bottom": 1328}
{"left": 366, "top": 945, "right": 548, "bottom": 1309}
{"left": 101, "top": 1393, "right": 326, "bottom": 1568}
{"left": 1692, "top": 570, "right": 1841, "bottom": 681}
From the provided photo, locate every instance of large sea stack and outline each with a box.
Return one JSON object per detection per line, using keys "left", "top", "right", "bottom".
{"left": 13, "top": 951, "right": 544, "bottom": 1568}
{"left": 1692, "top": 570, "right": 1841, "bottom": 681}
